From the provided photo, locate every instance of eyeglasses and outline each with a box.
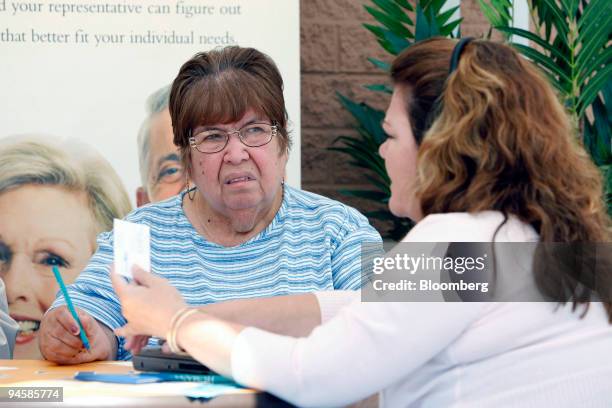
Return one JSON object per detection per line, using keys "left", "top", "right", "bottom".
{"left": 189, "top": 122, "right": 277, "bottom": 154}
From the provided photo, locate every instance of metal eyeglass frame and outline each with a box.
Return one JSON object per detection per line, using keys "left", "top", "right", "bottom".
{"left": 188, "top": 122, "right": 278, "bottom": 154}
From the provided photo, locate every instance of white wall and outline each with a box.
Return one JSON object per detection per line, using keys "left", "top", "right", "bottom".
{"left": 0, "top": 0, "right": 300, "bottom": 204}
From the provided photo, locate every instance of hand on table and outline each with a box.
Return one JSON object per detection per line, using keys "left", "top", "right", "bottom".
{"left": 39, "top": 306, "right": 114, "bottom": 364}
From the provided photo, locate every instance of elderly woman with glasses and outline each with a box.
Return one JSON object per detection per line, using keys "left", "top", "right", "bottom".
{"left": 39, "top": 46, "right": 382, "bottom": 364}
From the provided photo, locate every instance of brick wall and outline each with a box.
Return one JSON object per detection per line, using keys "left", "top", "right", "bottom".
{"left": 300, "top": 0, "right": 493, "bottom": 233}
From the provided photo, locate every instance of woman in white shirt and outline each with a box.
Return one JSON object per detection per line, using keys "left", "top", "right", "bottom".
{"left": 110, "top": 38, "right": 612, "bottom": 407}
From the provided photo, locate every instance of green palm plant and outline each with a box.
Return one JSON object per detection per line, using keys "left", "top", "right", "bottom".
{"left": 478, "top": 0, "right": 612, "bottom": 215}
{"left": 332, "top": 0, "right": 611, "bottom": 240}
{"left": 330, "top": 0, "right": 462, "bottom": 240}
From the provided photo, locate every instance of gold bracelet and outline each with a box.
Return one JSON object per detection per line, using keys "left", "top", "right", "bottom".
{"left": 166, "top": 307, "right": 191, "bottom": 353}
{"left": 166, "top": 306, "right": 189, "bottom": 352}
{"left": 167, "top": 308, "right": 200, "bottom": 353}
{"left": 166, "top": 307, "right": 189, "bottom": 347}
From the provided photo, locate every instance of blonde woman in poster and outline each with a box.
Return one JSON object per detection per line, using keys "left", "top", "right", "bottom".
{"left": 0, "top": 136, "right": 132, "bottom": 359}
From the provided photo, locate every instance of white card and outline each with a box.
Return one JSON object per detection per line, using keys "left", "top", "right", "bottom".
{"left": 113, "top": 219, "right": 150, "bottom": 279}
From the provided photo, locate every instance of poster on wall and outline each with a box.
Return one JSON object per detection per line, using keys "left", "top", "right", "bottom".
{"left": 0, "top": 0, "right": 300, "bottom": 359}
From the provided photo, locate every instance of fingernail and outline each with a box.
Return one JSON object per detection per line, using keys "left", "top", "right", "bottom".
{"left": 71, "top": 326, "right": 79, "bottom": 335}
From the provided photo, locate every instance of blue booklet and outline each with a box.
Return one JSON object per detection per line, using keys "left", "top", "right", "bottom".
{"left": 74, "top": 371, "right": 240, "bottom": 385}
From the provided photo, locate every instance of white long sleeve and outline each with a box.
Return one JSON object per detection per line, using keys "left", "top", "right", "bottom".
{"left": 230, "top": 212, "right": 612, "bottom": 407}
{"left": 232, "top": 300, "right": 484, "bottom": 407}
{"left": 314, "top": 290, "right": 359, "bottom": 324}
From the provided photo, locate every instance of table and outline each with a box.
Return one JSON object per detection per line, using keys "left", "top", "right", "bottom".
{"left": 0, "top": 360, "right": 292, "bottom": 407}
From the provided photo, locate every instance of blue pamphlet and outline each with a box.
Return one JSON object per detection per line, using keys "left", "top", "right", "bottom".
{"left": 74, "top": 372, "right": 158, "bottom": 384}
{"left": 74, "top": 371, "right": 240, "bottom": 385}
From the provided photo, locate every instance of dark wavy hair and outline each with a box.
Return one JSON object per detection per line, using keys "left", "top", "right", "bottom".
{"left": 391, "top": 37, "right": 612, "bottom": 320}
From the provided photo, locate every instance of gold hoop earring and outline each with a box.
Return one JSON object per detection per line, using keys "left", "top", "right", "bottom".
{"left": 187, "top": 180, "right": 196, "bottom": 201}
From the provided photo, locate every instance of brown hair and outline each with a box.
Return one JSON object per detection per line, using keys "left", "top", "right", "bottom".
{"left": 169, "top": 46, "right": 290, "bottom": 174}
{"left": 391, "top": 37, "right": 612, "bottom": 319}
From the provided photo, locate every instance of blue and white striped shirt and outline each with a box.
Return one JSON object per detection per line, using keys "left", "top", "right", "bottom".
{"left": 51, "top": 186, "right": 382, "bottom": 359}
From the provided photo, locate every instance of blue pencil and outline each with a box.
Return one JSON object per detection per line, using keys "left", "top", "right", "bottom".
{"left": 52, "top": 265, "right": 91, "bottom": 351}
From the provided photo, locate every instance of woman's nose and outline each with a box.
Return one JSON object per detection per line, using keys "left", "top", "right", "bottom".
{"left": 3, "top": 256, "right": 32, "bottom": 305}
{"left": 223, "top": 134, "right": 250, "bottom": 164}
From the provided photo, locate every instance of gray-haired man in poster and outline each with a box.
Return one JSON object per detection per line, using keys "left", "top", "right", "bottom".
{"left": 135, "top": 85, "right": 186, "bottom": 207}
